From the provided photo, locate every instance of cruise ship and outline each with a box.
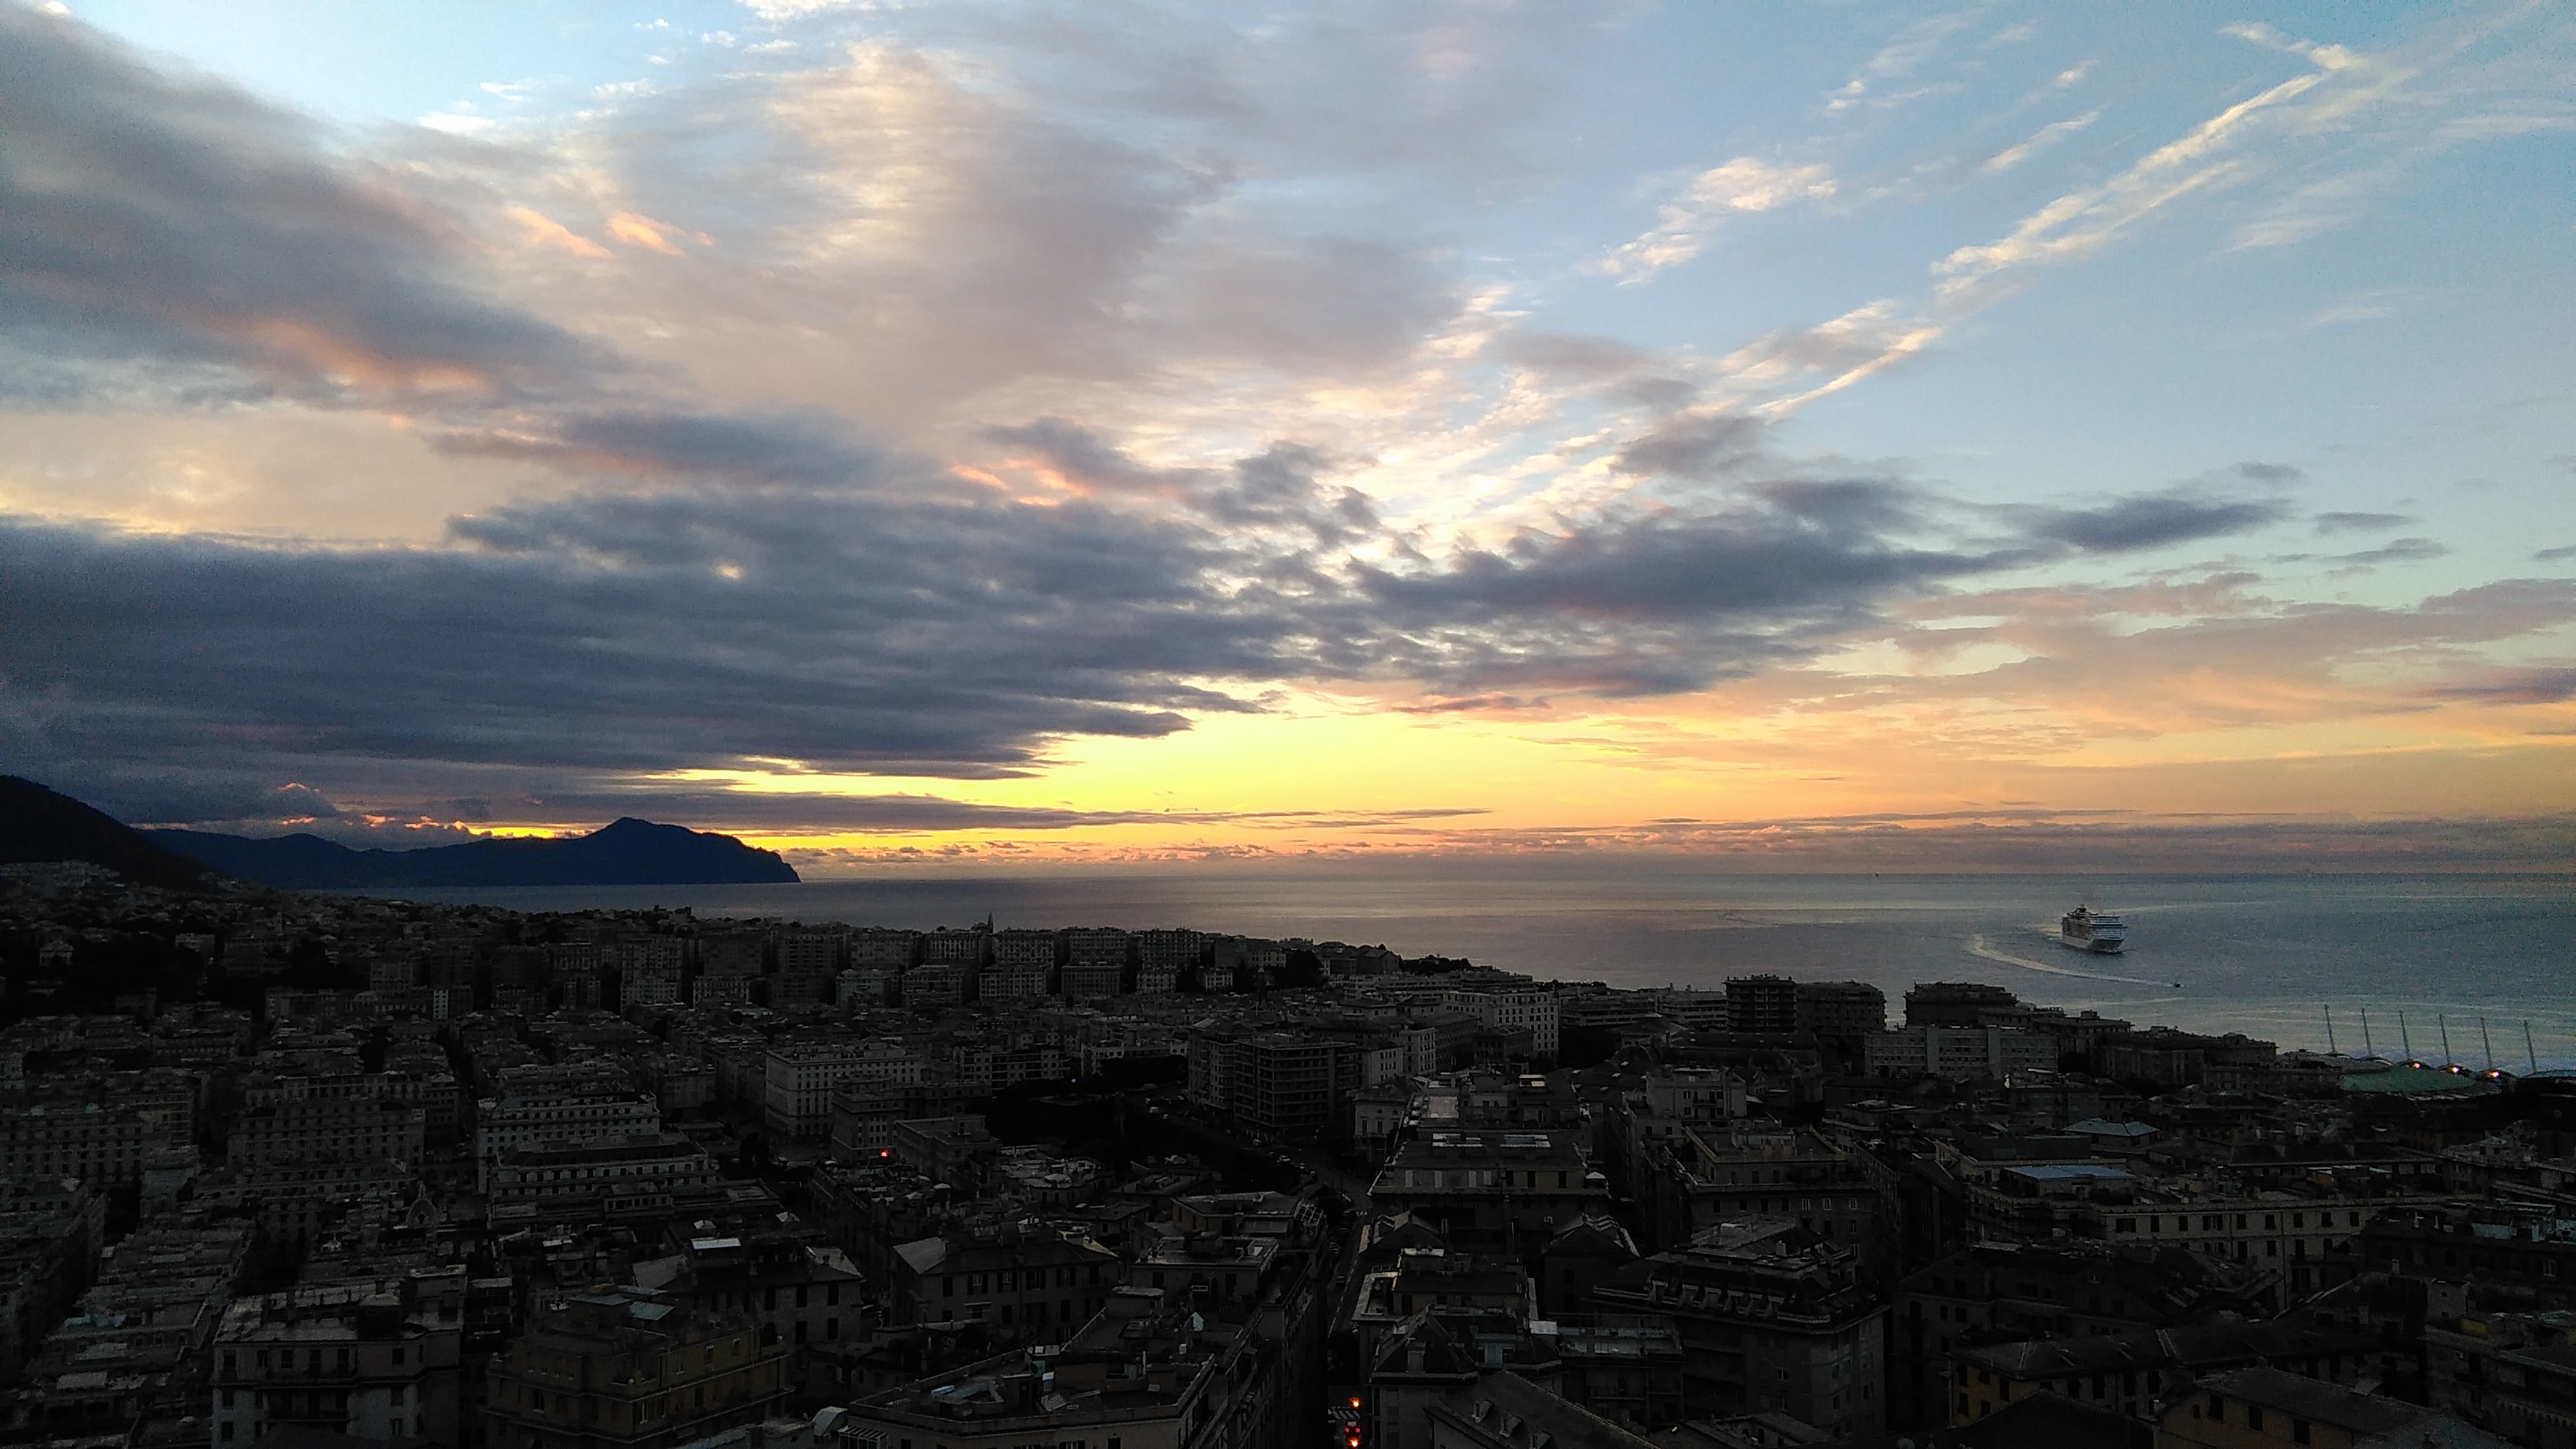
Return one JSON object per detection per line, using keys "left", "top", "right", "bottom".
{"left": 2059, "top": 905, "right": 2127, "bottom": 954}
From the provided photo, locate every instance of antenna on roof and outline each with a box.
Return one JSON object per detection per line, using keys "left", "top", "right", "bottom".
{"left": 2323, "top": 1005, "right": 2337, "bottom": 1057}
{"left": 2528, "top": 1020, "right": 2540, "bottom": 1076}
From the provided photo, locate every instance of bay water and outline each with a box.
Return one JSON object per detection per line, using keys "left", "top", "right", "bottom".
{"left": 391, "top": 867, "right": 2576, "bottom": 1065}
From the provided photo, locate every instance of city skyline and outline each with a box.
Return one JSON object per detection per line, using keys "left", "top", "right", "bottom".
{"left": 4, "top": 0, "right": 2572, "bottom": 871}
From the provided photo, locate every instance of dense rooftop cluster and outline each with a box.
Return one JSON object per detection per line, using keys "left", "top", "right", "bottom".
{"left": 0, "top": 859, "right": 2569, "bottom": 1449}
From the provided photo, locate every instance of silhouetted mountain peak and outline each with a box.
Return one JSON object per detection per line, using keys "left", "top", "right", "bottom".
{"left": 0, "top": 776, "right": 219, "bottom": 890}
{"left": 142, "top": 811, "right": 796, "bottom": 889}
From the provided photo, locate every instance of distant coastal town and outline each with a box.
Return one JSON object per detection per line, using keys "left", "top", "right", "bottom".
{"left": 1, "top": 857, "right": 2567, "bottom": 1449}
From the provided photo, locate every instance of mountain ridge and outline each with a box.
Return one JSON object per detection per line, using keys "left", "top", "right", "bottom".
{"left": 0, "top": 775, "right": 221, "bottom": 889}
{"left": 146, "top": 815, "right": 800, "bottom": 889}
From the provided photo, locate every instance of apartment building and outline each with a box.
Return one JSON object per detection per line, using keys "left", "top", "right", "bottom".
{"left": 1369, "top": 1129, "right": 1611, "bottom": 1251}
{"left": 1590, "top": 1217, "right": 1888, "bottom": 1440}
{"left": 1440, "top": 988, "right": 1561, "bottom": 1059}
{"left": 485, "top": 1133, "right": 723, "bottom": 1208}
{"left": 209, "top": 1275, "right": 465, "bottom": 1447}
{"left": 228, "top": 1095, "right": 426, "bottom": 1169}
{"left": 762, "top": 1040, "right": 923, "bottom": 1142}
{"left": 1129, "top": 928, "right": 1200, "bottom": 994}
{"left": 841, "top": 1284, "right": 1279, "bottom": 1449}
{"left": 475, "top": 1082, "right": 662, "bottom": 1191}
{"left": 0, "top": 1099, "right": 189, "bottom": 1189}
{"left": 485, "top": 1286, "right": 792, "bottom": 1449}
{"left": 980, "top": 929, "right": 1060, "bottom": 1001}
{"left": 1865, "top": 1024, "right": 2058, "bottom": 1081}
{"left": 900, "top": 962, "right": 975, "bottom": 1009}
{"left": 887, "top": 1223, "right": 1125, "bottom": 1337}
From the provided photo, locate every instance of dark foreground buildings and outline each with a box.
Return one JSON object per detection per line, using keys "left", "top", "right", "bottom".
{"left": 0, "top": 865, "right": 2564, "bottom": 1449}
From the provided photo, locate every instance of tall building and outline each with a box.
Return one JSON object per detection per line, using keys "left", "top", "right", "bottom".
{"left": 485, "top": 1286, "right": 792, "bottom": 1449}
{"left": 1189, "top": 1029, "right": 1351, "bottom": 1139}
{"left": 1794, "top": 980, "right": 1887, "bottom": 1039}
{"left": 1724, "top": 975, "right": 1800, "bottom": 1033}
{"left": 776, "top": 930, "right": 844, "bottom": 976}
{"left": 1136, "top": 928, "right": 1204, "bottom": 993}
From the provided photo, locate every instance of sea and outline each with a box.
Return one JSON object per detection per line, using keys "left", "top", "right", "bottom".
{"left": 388, "top": 867, "right": 2576, "bottom": 1068}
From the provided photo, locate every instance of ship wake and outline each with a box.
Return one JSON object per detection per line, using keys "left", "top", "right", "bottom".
{"left": 1965, "top": 933, "right": 2179, "bottom": 990}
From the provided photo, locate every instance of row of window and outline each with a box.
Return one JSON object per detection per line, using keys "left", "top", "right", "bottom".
{"left": 939, "top": 1265, "right": 1103, "bottom": 1296}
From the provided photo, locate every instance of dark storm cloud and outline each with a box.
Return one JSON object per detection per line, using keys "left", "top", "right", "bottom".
{"left": 0, "top": 489, "right": 1255, "bottom": 793}
{"left": 1339, "top": 483, "right": 2017, "bottom": 695}
{"left": 2025, "top": 488, "right": 2289, "bottom": 553}
{"left": 0, "top": 5, "right": 593, "bottom": 402}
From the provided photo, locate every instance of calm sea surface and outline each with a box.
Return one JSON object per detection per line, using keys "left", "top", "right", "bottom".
{"left": 389, "top": 868, "right": 2576, "bottom": 1065}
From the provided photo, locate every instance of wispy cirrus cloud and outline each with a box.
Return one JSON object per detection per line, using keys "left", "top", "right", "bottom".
{"left": 1592, "top": 158, "right": 1837, "bottom": 282}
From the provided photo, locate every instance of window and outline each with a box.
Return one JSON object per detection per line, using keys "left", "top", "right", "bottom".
{"left": 2247, "top": 1407, "right": 2264, "bottom": 1430}
{"left": 2294, "top": 1419, "right": 2312, "bottom": 1444}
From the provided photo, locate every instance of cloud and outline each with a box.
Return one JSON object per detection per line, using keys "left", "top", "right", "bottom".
{"left": 0, "top": 6, "right": 598, "bottom": 403}
{"left": 2316, "top": 511, "right": 2414, "bottom": 534}
{"left": 1823, "top": 9, "right": 1976, "bottom": 114}
{"left": 2328, "top": 536, "right": 2446, "bottom": 569}
{"left": 12, "top": 415, "right": 2281, "bottom": 807}
{"left": 404, "top": 788, "right": 1490, "bottom": 836}
{"left": 2024, "top": 488, "right": 2289, "bottom": 553}
{"left": 2421, "top": 665, "right": 2576, "bottom": 706}
{"left": 1610, "top": 411, "right": 1765, "bottom": 481}
{"left": 1593, "top": 158, "right": 1837, "bottom": 282}
{"left": 1349, "top": 809, "right": 2576, "bottom": 874}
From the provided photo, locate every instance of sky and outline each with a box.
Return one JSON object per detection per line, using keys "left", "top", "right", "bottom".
{"left": 2, "top": 0, "right": 2571, "bottom": 874}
